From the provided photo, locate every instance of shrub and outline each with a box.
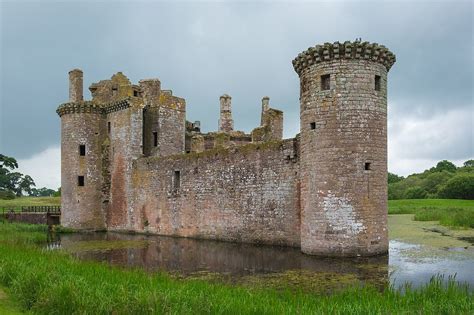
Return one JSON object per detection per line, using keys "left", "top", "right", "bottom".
{"left": 439, "top": 174, "right": 474, "bottom": 200}
{"left": 405, "top": 187, "right": 428, "bottom": 199}
{"left": 0, "top": 190, "right": 15, "bottom": 200}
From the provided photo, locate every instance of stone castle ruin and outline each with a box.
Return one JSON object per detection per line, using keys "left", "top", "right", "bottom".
{"left": 57, "top": 41, "right": 395, "bottom": 257}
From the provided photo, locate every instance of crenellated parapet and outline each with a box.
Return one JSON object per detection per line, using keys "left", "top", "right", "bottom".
{"left": 292, "top": 41, "right": 396, "bottom": 75}
{"left": 102, "top": 98, "right": 132, "bottom": 114}
{"left": 56, "top": 101, "right": 103, "bottom": 117}
{"left": 56, "top": 98, "right": 134, "bottom": 117}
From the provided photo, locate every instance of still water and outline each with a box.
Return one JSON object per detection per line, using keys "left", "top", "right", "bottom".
{"left": 47, "top": 215, "right": 474, "bottom": 292}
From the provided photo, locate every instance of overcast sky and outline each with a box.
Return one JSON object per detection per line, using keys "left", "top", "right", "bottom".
{"left": 0, "top": 0, "right": 472, "bottom": 189}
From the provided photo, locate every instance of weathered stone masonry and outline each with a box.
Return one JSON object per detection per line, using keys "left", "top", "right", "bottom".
{"left": 58, "top": 40, "right": 395, "bottom": 257}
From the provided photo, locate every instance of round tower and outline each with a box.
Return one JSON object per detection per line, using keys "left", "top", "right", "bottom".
{"left": 57, "top": 69, "right": 105, "bottom": 230}
{"left": 293, "top": 41, "right": 396, "bottom": 256}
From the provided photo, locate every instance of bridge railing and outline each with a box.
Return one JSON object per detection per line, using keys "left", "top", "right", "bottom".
{"left": 1, "top": 205, "right": 61, "bottom": 215}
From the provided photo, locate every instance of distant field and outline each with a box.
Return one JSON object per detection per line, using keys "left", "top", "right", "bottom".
{"left": 389, "top": 199, "right": 474, "bottom": 229}
{"left": 389, "top": 199, "right": 474, "bottom": 213}
{"left": 0, "top": 197, "right": 61, "bottom": 209}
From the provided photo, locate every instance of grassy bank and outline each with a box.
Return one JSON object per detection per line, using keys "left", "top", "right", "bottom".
{"left": 388, "top": 199, "right": 474, "bottom": 228}
{"left": 0, "top": 223, "right": 472, "bottom": 314}
{"left": 0, "top": 196, "right": 61, "bottom": 210}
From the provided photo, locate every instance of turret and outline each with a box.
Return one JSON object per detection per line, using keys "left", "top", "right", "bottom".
{"left": 218, "top": 94, "right": 233, "bottom": 132}
{"left": 293, "top": 41, "right": 396, "bottom": 256}
{"left": 58, "top": 69, "right": 105, "bottom": 230}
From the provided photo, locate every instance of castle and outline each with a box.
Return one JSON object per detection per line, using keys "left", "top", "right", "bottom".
{"left": 57, "top": 41, "right": 395, "bottom": 257}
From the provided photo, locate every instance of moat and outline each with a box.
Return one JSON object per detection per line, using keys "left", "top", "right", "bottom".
{"left": 47, "top": 215, "right": 474, "bottom": 292}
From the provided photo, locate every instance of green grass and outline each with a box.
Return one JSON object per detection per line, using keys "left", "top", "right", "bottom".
{"left": 0, "top": 286, "right": 23, "bottom": 315}
{"left": 0, "top": 197, "right": 60, "bottom": 212}
{"left": 388, "top": 199, "right": 474, "bottom": 228}
{"left": 0, "top": 223, "right": 472, "bottom": 314}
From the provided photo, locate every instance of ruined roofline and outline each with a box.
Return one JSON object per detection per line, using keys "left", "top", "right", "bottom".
{"left": 292, "top": 41, "right": 396, "bottom": 75}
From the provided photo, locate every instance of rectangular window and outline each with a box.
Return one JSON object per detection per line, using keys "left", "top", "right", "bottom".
{"left": 173, "top": 171, "right": 180, "bottom": 191}
{"left": 375, "top": 75, "right": 381, "bottom": 91}
{"left": 365, "top": 162, "right": 371, "bottom": 171}
{"left": 78, "top": 176, "right": 85, "bottom": 186}
{"left": 134, "top": 90, "right": 139, "bottom": 97}
{"left": 321, "top": 74, "right": 330, "bottom": 91}
{"left": 310, "top": 122, "right": 316, "bottom": 130}
{"left": 153, "top": 131, "right": 158, "bottom": 147}
{"left": 79, "top": 144, "right": 86, "bottom": 156}
{"left": 108, "top": 122, "right": 111, "bottom": 134}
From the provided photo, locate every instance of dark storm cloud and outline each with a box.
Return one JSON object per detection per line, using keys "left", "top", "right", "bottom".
{"left": 1, "top": 1, "right": 472, "bottom": 176}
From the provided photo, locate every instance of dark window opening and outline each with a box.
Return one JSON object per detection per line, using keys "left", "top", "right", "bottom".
{"left": 108, "top": 122, "right": 111, "bottom": 134}
{"left": 365, "top": 162, "right": 371, "bottom": 171}
{"left": 153, "top": 131, "right": 158, "bottom": 147}
{"left": 186, "top": 151, "right": 191, "bottom": 154}
{"left": 78, "top": 176, "right": 85, "bottom": 186}
{"left": 79, "top": 144, "right": 86, "bottom": 156}
{"left": 375, "top": 75, "right": 381, "bottom": 91}
{"left": 321, "top": 74, "right": 330, "bottom": 91}
{"left": 133, "top": 90, "right": 139, "bottom": 97}
{"left": 173, "top": 170, "right": 180, "bottom": 191}
{"left": 310, "top": 122, "right": 316, "bottom": 130}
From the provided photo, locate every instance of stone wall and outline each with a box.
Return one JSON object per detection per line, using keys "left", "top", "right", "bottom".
{"left": 127, "top": 139, "right": 301, "bottom": 247}
{"left": 105, "top": 101, "right": 143, "bottom": 230}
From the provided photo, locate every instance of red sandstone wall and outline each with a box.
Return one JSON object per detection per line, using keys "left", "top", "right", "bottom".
{"left": 106, "top": 104, "right": 143, "bottom": 230}
{"left": 127, "top": 139, "right": 300, "bottom": 247}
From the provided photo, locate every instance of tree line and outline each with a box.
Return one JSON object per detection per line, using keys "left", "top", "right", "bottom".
{"left": 0, "top": 154, "right": 60, "bottom": 199}
{"left": 388, "top": 160, "right": 474, "bottom": 200}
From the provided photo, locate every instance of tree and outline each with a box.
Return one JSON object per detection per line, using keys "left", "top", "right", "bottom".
{"left": 421, "top": 171, "right": 454, "bottom": 195}
{"left": 388, "top": 172, "right": 404, "bottom": 184}
{"left": 0, "top": 153, "right": 37, "bottom": 199}
{"left": 19, "top": 175, "right": 36, "bottom": 196}
{"left": 439, "top": 174, "right": 474, "bottom": 200}
{"left": 464, "top": 160, "right": 474, "bottom": 167}
{"left": 405, "top": 186, "right": 428, "bottom": 199}
{"left": 430, "top": 160, "right": 457, "bottom": 173}
{"left": 0, "top": 154, "right": 18, "bottom": 170}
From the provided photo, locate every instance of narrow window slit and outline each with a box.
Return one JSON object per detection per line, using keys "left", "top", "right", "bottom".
{"left": 375, "top": 75, "right": 381, "bottom": 91}
{"left": 310, "top": 122, "right": 316, "bottom": 130}
{"left": 321, "top": 74, "right": 330, "bottom": 91}
{"left": 79, "top": 144, "right": 86, "bottom": 156}
{"left": 173, "top": 171, "right": 180, "bottom": 191}
{"left": 365, "top": 162, "right": 371, "bottom": 171}
{"left": 78, "top": 176, "right": 85, "bottom": 186}
{"left": 153, "top": 131, "right": 158, "bottom": 147}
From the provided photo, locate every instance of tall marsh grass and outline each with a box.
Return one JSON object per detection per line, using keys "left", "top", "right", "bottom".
{"left": 389, "top": 199, "right": 474, "bottom": 228}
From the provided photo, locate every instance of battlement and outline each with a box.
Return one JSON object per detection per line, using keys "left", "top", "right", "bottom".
{"left": 56, "top": 101, "right": 102, "bottom": 117}
{"left": 292, "top": 41, "right": 396, "bottom": 75}
{"left": 56, "top": 98, "right": 134, "bottom": 117}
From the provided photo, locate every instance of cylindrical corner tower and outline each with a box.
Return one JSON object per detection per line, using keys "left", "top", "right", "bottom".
{"left": 293, "top": 41, "right": 395, "bottom": 256}
{"left": 58, "top": 69, "right": 105, "bottom": 230}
